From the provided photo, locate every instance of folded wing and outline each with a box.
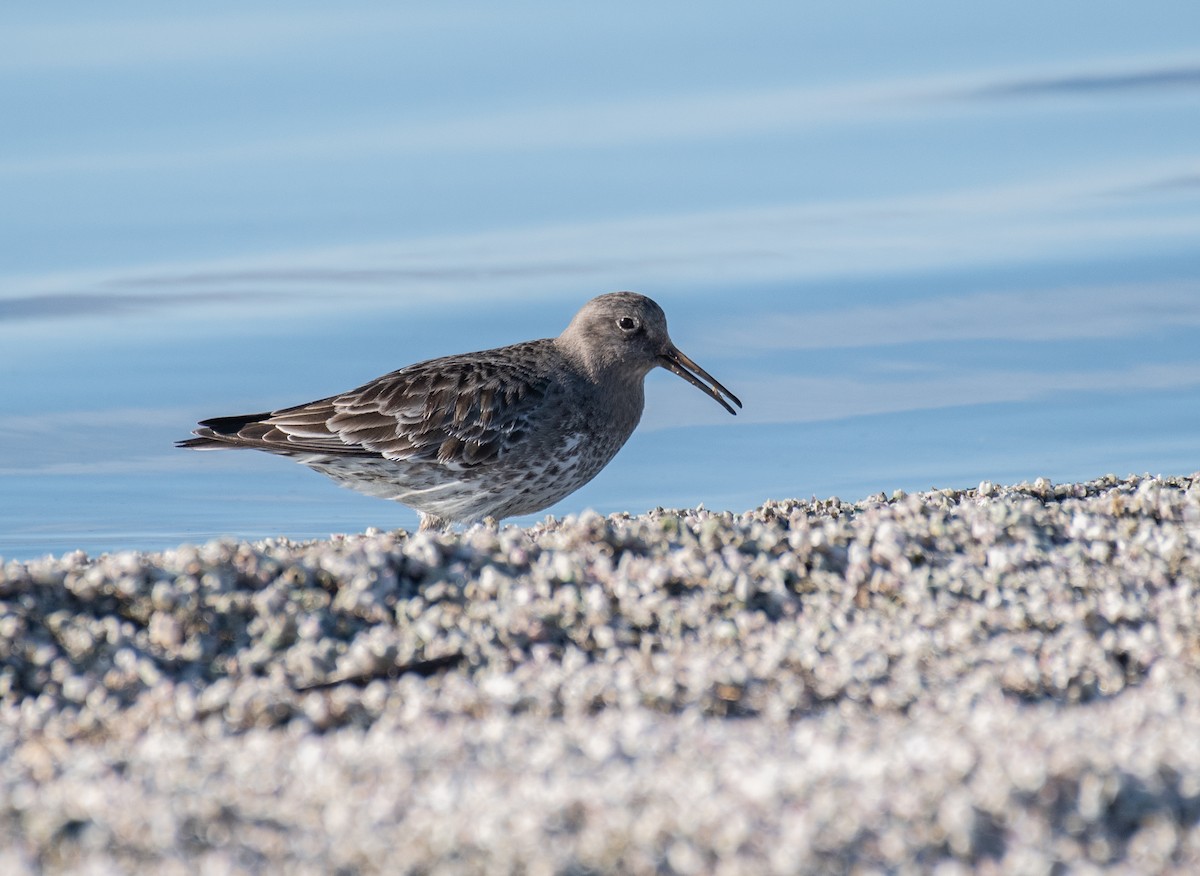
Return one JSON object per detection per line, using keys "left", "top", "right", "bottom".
{"left": 180, "top": 342, "right": 555, "bottom": 470}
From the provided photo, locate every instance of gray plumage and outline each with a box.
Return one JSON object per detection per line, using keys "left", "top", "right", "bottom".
{"left": 178, "top": 291, "right": 741, "bottom": 531}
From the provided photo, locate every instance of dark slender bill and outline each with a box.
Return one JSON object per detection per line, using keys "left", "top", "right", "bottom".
{"left": 659, "top": 347, "right": 742, "bottom": 415}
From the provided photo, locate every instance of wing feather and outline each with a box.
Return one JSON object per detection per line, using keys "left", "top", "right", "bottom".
{"left": 201, "top": 340, "right": 562, "bottom": 469}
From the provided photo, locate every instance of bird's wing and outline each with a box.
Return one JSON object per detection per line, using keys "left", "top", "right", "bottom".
{"left": 200, "top": 342, "right": 560, "bottom": 469}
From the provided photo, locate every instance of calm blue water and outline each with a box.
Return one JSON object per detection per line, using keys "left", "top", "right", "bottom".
{"left": 2, "top": 2, "right": 1199, "bottom": 560}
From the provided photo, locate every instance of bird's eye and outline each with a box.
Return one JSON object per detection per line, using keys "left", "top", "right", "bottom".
{"left": 616, "top": 316, "right": 639, "bottom": 332}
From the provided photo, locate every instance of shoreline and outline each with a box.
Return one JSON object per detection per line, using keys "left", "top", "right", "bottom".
{"left": 3, "top": 472, "right": 1200, "bottom": 872}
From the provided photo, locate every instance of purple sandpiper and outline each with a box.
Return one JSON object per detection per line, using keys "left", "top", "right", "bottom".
{"left": 178, "top": 291, "right": 741, "bottom": 530}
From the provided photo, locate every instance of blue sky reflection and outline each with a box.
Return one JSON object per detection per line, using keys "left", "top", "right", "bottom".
{"left": 1, "top": 2, "right": 1198, "bottom": 558}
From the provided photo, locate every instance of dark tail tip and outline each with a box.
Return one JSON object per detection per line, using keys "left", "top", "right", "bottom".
{"left": 198, "top": 412, "right": 273, "bottom": 435}
{"left": 176, "top": 411, "right": 272, "bottom": 450}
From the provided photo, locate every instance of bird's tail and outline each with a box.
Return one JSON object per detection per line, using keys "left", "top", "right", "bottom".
{"left": 176, "top": 412, "right": 272, "bottom": 450}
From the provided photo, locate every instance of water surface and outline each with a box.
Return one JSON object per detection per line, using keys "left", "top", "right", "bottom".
{"left": 3, "top": 2, "right": 1199, "bottom": 558}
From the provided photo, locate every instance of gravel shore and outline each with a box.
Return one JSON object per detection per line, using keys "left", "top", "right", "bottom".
{"left": 3, "top": 472, "right": 1200, "bottom": 874}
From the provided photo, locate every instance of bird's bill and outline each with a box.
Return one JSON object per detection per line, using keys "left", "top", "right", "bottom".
{"left": 658, "top": 346, "right": 742, "bottom": 416}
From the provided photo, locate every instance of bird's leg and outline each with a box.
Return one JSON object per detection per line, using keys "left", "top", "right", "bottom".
{"left": 418, "top": 513, "right": 451, "bottom": 533}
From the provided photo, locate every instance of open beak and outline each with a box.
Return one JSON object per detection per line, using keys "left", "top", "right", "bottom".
{"left": 658, "top": 345, "right": 742, "bottom": 416}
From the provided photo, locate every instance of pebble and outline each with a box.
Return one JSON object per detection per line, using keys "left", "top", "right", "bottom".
{"left": 1, "top": 472, "right": 1200, "bottom": 872}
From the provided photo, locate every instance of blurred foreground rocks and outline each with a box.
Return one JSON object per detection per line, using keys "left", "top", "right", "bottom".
{"left": 2, "top": 472, "right": 1200, "bottom": 873}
